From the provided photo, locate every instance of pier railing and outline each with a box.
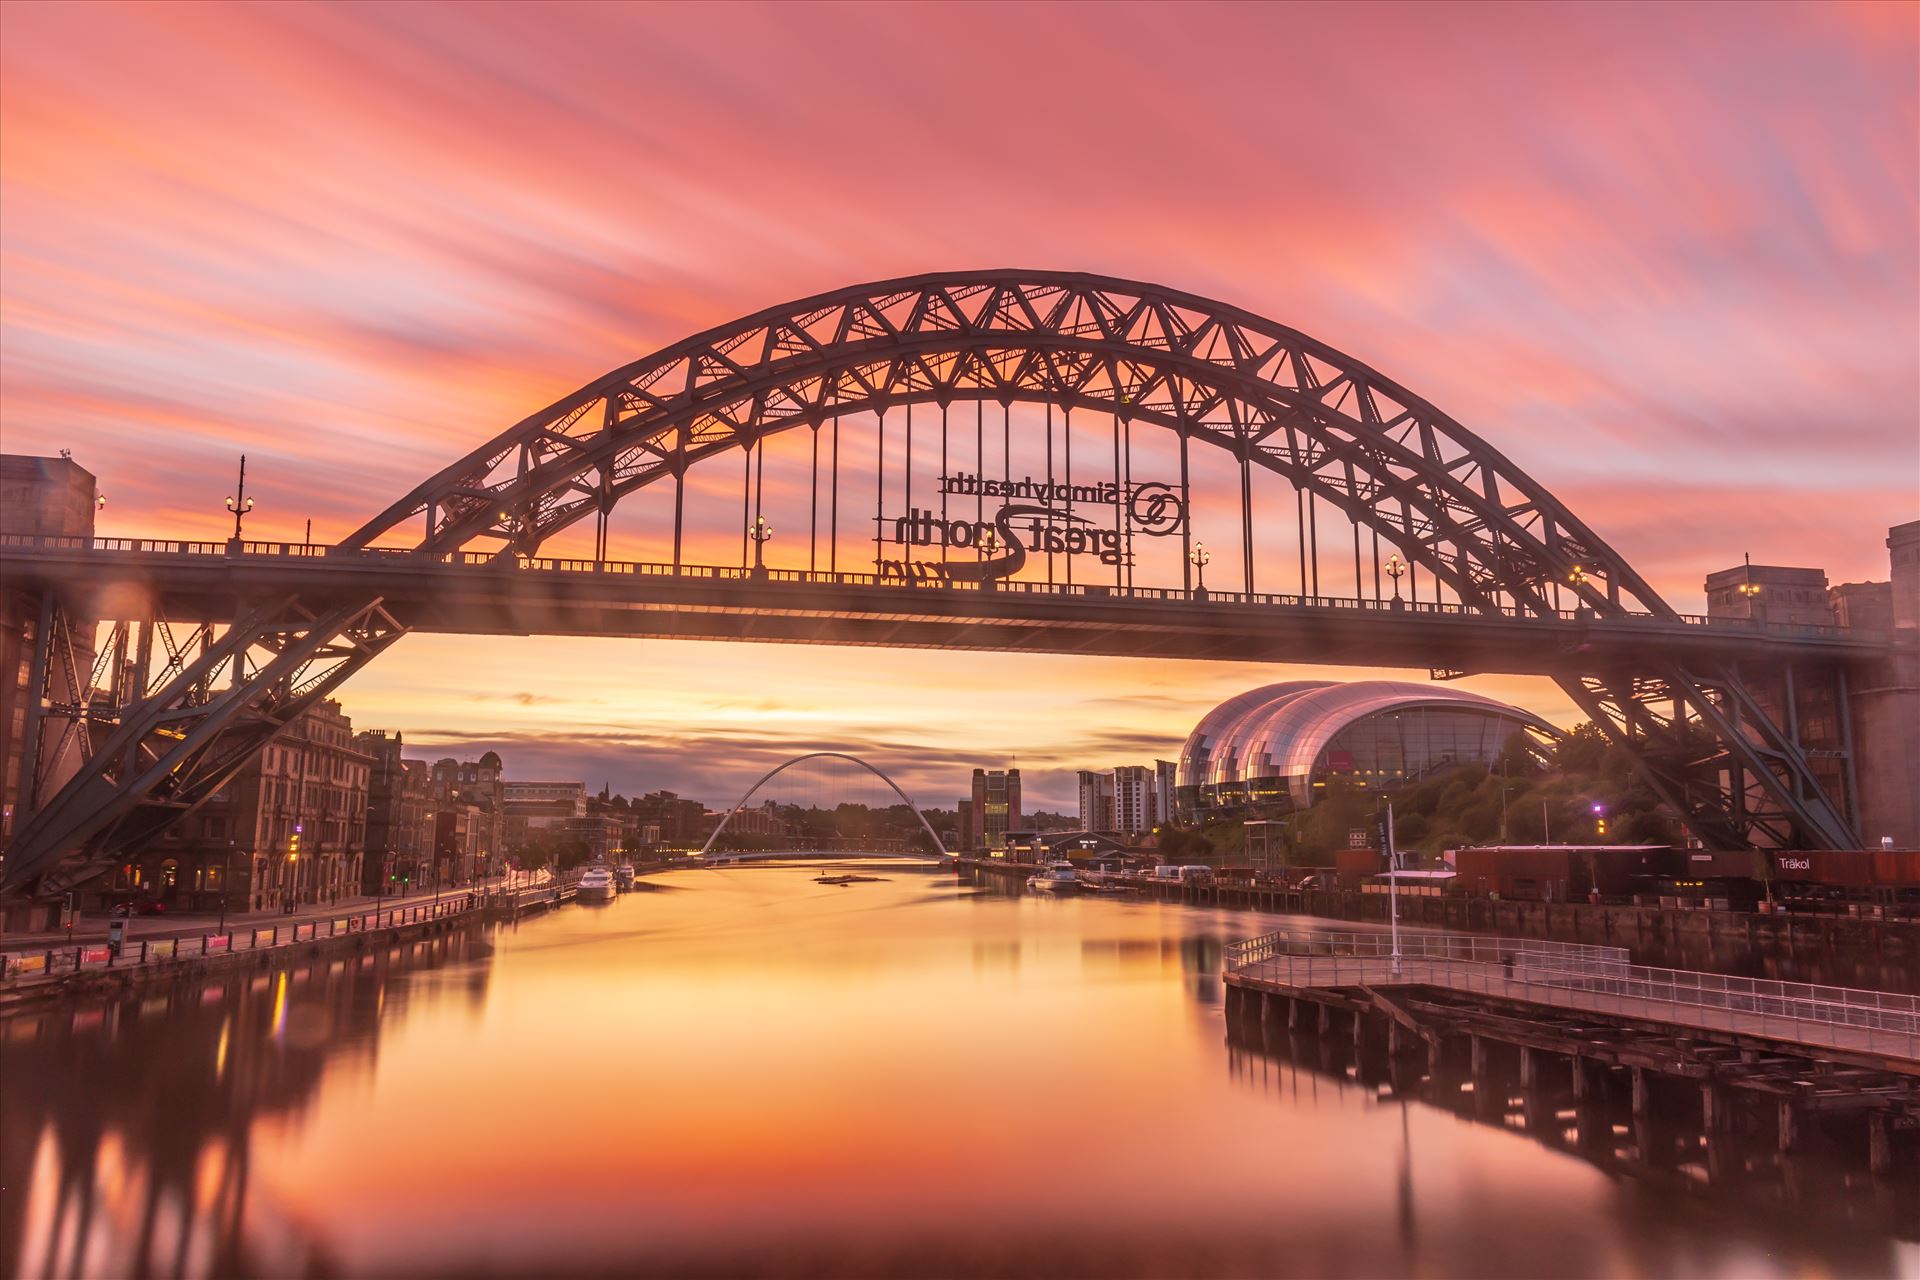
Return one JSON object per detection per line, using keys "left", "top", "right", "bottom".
{"left": 1226, "top": 929, "right": 1920, "bottom": 1061}
{"left": 1225, "top": 928, "right": 1629, "bottom": 969}
{"left": 0, "top": 894, "right": 480, "bottom": 983}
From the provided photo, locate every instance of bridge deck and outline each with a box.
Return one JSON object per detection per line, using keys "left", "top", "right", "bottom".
{"left": 0, "top": 538, "right": 1886, "bottom": 670}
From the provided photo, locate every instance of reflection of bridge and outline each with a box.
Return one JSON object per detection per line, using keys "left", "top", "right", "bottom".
{"left": 2, "top": 271, "right": 1895, "bottom": 895}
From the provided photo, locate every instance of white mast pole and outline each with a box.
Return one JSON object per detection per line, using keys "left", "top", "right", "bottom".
{"left": 1387, "top": 801, "right": 1402, "bottom": 978}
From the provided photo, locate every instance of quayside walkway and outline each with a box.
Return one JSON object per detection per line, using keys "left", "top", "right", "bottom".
{"left": 1224, "top": 929, "right": 1920, "bottom": 1180}
{"left": 1225, "top": 930, "right": 1920, "bottom": 1067}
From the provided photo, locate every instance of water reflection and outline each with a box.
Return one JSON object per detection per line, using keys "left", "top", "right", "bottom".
{"left": 1, "top": 932, "right": 487, "bottom": 1278}
{"left": 1226, "top": 1015, "right": 1918, "bottom": 1258}
{"left": 2, "top": 864, "right": 1914, "bottom": 1278}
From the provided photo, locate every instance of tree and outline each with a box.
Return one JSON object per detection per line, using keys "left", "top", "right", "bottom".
{"left": 1554, "top": 722, "right": 1608, "bottom": 774}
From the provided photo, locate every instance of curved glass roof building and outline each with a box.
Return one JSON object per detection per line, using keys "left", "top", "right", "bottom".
{"left": 1175, "top": 680, "right": 1556, "bottom": 816}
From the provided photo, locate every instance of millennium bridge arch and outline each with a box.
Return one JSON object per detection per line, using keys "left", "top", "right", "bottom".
{"left": 696, "top": 752, "right": 948, "bottom": 861}
{"left": 0, "top": 270, "right": 1876, "bottom": 895}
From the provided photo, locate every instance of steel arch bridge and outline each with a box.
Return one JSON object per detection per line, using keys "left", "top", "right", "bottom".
{"left": 696, "top": 752, "right": 947, "bottom": 861}
{"left": 0, "top": 270, "right": 1883, "bottom": 895}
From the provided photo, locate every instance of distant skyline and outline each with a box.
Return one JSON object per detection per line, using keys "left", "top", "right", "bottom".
{"left": 2, "top": 2, "right": 1915, "bottom": 812}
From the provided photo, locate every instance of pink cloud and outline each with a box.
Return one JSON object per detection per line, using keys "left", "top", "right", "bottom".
{"left": 1, "top": 1, "right": 1913, "bottom": 798}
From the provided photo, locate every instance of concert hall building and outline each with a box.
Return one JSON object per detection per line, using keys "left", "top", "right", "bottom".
{"left": 1175, "top": 680, "right": 1555, "bottom": 820}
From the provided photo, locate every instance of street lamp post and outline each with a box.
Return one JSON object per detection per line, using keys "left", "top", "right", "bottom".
{"left": 1189, "top": 542, "right": 1211, "bottom": 599}
{"left": 977, "top": 526, "right": 999, "bottom": 591}
{"left": 1385, "top": 554, "right": 1407, "bottom": 609}
{"left": 224, "top": 455, "right": 256, "bottom": 551}
{"left": 1382, "top": 800, "right": 1403, "bottom": 978}
{"left": 1737, "top": 551, "right": 1763, "bottom": 621}
{"left": 749, "top": 516, "right": 773, "bottom": 578}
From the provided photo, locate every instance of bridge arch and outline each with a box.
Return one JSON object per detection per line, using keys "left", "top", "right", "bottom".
{"left": 344, "top": 270, "right": 1666, "bottom": 623}
{"left": 0, "top": 274, "right": 1865, "bottom": 898}
{"left": 696, "top": 752, "right": 948, "bottom": 860}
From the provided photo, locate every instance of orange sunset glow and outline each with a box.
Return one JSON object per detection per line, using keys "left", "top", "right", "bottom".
{"left": 2, "top": 1, "right": 1915, "bottom": 808}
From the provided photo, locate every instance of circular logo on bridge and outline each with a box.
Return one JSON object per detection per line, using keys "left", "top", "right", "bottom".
{"left": 1128, "top": 483, "right": 1185, "bottom": 535}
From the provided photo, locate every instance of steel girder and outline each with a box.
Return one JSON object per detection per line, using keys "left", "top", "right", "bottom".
{"left": 3, "top": 595, "right": 405, "bottom": 894}
{"left": 3, "top": 274, "right": 1860, "bottom": 883}
{"left": 334, "top": 270, "right": 1853, "bottom": 846}
{"left": 1557, "top": 662, "right": 1856, "bottom": 850}
{"left": 344, "top": 272, "right": 1663, "bottom": 623}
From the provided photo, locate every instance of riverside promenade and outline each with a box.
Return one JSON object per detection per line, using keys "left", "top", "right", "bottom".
{"left": 1223, "top": 928, "right": 1920, "bottom": 1179}
{"left": 0, "top": 877, "right": 583, "bottom": 1007}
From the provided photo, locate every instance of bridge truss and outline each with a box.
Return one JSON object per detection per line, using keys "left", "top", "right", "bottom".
{"left": 1, "top": 272, "right": 1868, "bottom": 893}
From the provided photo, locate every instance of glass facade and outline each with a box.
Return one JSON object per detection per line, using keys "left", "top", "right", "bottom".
{"left": 1176, "top": 681, "right": 1553, "bottom": 817}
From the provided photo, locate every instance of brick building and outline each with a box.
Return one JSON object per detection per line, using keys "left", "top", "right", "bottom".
{"left": 355, "top": 730, "right": 436, "bottom": 894}
{"left": 428, "top": 751, "right": 504, "bottom": 879}
{"left": 629, "top": 789, "right": 707, "bottom": 850}
{"left": 125, "top": 699, "right": 372, "bottom": 912}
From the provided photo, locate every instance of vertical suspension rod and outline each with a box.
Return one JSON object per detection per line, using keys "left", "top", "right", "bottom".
{"left": 829, "top": 411, "right": 840, "bottom": 575}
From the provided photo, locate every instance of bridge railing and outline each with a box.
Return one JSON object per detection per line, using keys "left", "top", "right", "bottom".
{"left": 0, "top": 893, "right": 480, "bottom": 983}
{"left": 1226, "top": 928, "right": 1920, "bottom": 1057}
{"left": 0, "top": 534, "right": 1858, "bottom": 638}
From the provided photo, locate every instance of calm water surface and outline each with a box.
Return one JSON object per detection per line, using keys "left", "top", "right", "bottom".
{"left": 4, "top": 862, "right": 1915, "bottom": 1278}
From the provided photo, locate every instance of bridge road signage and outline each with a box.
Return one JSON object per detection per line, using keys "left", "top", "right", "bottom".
{"left": 876, "top": 470, "right": 1187, "bottom": 582}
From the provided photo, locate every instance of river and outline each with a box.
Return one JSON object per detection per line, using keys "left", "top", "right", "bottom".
{"left": 3, "top": 862, "right": 1914, "bottom": 1278}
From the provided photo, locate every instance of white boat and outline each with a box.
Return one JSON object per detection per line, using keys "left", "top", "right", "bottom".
{"left": 577, "top": 867, "right": 616, "bottom": 901}
{"left": 1026, "top": 861, "right": 1080, "bottom": 893}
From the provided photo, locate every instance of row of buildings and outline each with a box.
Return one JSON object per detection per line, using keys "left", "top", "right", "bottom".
{"left": 83, "top": 728, "right": 732, "bottom": 912}
{"left": 102, "top": 719, "right": 517, "bottom": 913}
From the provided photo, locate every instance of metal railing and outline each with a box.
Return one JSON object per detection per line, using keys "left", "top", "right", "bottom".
{"left": 1225, "top": 927, "right": 1629, "bottom": 969}
{"left": 0, "top": 533, "right": 1862, "bottom": 639}
{"left": 1225, "top": 929, "right": 1920, "bottom": 1060}
{"left": 0, "top": 894, "right": 480, "bottom": 983}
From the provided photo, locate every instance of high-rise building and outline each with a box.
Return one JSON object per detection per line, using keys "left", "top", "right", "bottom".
{"left": 1077, "top": 770, "right": 1116, "bottom": 834}
{"left": 969, "top": 768, "right": 1021, "bottom": 852}
{"left": 1154, "top": 760, "right": 1177, "bottom": 830}
{"left": 1113, "top": 765, "right": 1156, "bottom": 836}
{"left": 1, "top": 454, "right": 98, "bottom": 848}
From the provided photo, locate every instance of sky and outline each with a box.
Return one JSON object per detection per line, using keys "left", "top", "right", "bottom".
{"left": 2, "top": 1, "right": 1916, "bottom": 812}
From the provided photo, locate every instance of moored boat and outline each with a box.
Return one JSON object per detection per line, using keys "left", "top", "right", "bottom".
{"left": 577, "top": 866, "right": 616, "bottom": 901}
{"left": 1025, "top": 861, "right": 1080, "bottom": 893}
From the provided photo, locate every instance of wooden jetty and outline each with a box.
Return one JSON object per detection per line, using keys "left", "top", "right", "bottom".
{"left": 1223, "top": 929, "right": 1920, "bottom": 1180}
